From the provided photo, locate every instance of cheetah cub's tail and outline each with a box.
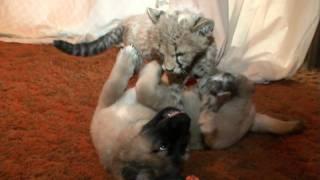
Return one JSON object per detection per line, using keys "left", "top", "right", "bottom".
{"left": 53, "top": 26, "right": 124, "bottom": 57}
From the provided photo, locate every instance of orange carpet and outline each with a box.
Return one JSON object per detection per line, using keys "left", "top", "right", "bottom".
{"left": 0, "top": 42, "right": 319, "bottom": 179}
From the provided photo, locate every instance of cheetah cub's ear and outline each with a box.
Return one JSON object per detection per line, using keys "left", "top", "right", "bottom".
{"left": 191, "top": 17, "right": 214, "bottom": 36}
{"left": 147, "top": 8, "right": 164, "bottom": 24}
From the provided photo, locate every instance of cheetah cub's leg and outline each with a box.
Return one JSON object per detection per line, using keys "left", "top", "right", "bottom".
{"left": 96, "top": 45, "right": 142, "bottom": 109}
{"left": 136, "top": 61, "right": 184, "bottom": 111}
{"left": 197, "top": 72, "right": 238, "bottom": 142}
{"left": 198, "top": 72, "right": 237, "bottom": 112}
{"left": 191, "top": 45, "right": 219, "bottom": 79}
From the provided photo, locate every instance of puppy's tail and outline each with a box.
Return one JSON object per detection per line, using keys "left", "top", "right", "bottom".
{"left": 250, "top": 113, "right": 304, "bottom": 135}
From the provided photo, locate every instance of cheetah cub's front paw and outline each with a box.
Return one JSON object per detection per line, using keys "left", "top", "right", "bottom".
{"left": 199, "top": 72, "right": 237, "bottom": 96}
{"left": 210, "top": 72, "right": 237, "bottom": 96}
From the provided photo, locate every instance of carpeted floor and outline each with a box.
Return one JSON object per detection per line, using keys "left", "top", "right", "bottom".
{"left": 0, "top": 42, "right": 319, "bottom": 180}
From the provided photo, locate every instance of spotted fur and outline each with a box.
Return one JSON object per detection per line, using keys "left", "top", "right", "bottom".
{"left": 53, "top": 8, "right": 217, "bottom": 78}
{"left": 54, "top": 27, "right": 124, "bottom": 56}
{"left": 91, "top": 46, "right": 191, "bottom": 179}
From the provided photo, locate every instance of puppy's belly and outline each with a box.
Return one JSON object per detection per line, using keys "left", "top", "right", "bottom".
{"left": 95, "top": 89, "right": 155, "bottom": 133}
{"left": 91, "top": 89, "right": 155, "bottom": 165}
{"left": 113, "top": 88, "right": 155, "bottom": 122}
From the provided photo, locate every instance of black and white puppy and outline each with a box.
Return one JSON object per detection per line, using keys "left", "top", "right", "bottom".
{"left": 90, "top": 46, "right": 190, "bottom": 180}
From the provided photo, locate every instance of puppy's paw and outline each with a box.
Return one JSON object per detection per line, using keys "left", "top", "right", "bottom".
{"left": 120, "top": 45, "right": 143, "bottom": 73}
{"left": 290, "top": 120, "right": 305, "bottom": 134}
{"left": 140, "top": 61, "right": 162, "bottom": 78}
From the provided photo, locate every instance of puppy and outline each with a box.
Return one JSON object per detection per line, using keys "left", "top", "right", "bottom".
{"left": 91, "top": 46, "right": 191, "bottom": 180}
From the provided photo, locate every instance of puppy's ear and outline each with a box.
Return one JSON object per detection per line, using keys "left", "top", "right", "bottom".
{"left": 156, "top": 113, "right": 191, "bottom": 141}
{"left": 121, "top": 165, "right": 138, "bottom": 180}
{"left": 147, "top": 8, "right": 164, "bottom": 24}
{"left": 191, "top": 17, "right": 214, "bottom": 36}
{"left": 163, "top": 115, "right": 190, "bottom": 134}
{"left": 122, "top": 164, "right": 155, "bottom": 180}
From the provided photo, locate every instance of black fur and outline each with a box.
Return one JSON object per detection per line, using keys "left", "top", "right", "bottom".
{"left": 143, "top": 107, "right": 190, "bottom": 164}
{"left": 122, "top": 163, "right": 156, "bottom": 180}
{"left": 121, "top": 107, "right": 190, "bottom": 180}
{"left": 122, "top": 163, "right": 185, "bottom": 180}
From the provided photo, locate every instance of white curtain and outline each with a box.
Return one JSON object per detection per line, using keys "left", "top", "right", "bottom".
{"left": 0, "top": 0, "right": 155, "bottom": 43}
{"left": 221, "top": 0, "right": 320, "bottom": 82}
{"left": 167, "top": 0, "right": 320, "bottom": 82}
{"left": 0, "top": 0, "right": 319, "bottom": 82}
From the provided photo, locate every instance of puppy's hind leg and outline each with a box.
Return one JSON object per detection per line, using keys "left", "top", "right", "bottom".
{"left": 250, "top": 113, "right": 304, "bottom": 135}
{"left": 96, "top": 45, "right": 142, "bottom": 109}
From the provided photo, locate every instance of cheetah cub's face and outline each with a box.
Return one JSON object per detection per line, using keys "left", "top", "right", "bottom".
{"left": 147, "top": 8, "right": 214, "bottom": 75}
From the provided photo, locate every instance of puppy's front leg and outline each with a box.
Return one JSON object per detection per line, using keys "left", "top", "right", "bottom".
{"left": 136, "top": 61, "right": 183, "bottom": 111}
{"left": 96, "top": 45, "right": 142, "bottom": 109}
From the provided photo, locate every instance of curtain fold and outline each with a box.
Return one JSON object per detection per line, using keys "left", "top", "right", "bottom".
{"left": 167, "top": 0, "right": 319, "bottom": 82}
{"left": 0, "top": 0, "right": 319, "bottom": 82}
